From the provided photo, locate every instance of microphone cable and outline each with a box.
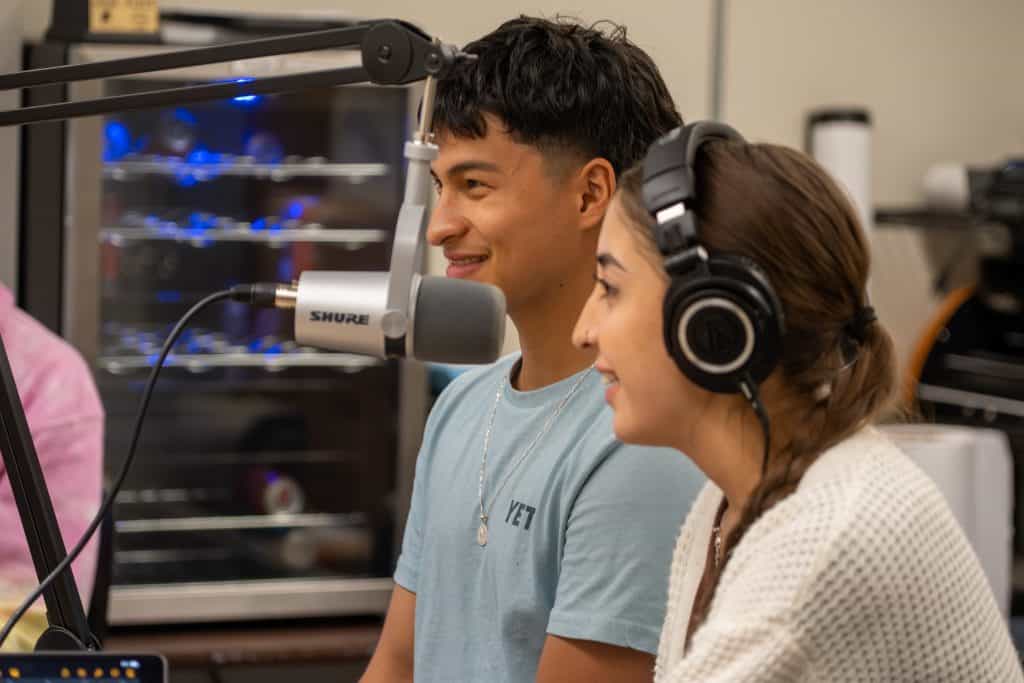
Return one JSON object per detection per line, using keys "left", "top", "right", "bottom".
{"left": 0, "top": 288, "right": 248, "bottom": 648}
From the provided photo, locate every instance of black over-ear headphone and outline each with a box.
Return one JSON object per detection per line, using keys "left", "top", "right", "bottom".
{"left": 641, "top": 122, "right": 786, "bottom": 394}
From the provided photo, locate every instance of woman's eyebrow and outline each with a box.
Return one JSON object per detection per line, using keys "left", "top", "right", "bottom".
{"left": 596, "top": 252, "right": 627, "bottom": 272}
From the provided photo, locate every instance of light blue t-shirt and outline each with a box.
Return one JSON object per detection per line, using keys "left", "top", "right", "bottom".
{"left": 395, "top": 355, "right": 705, "bottom": 682}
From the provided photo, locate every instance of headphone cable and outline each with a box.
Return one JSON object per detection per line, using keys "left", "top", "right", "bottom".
{"left": 739, "top": 376, "right": 771, "bottom": 477}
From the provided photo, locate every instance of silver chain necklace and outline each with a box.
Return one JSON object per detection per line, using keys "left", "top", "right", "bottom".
{"left": 476, "top": 365, "right": 593, "bottom": 546}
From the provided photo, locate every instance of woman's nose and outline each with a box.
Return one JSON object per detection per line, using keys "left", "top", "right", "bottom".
{"left": 572, "top": 289, "right": 600, "bottom": 349}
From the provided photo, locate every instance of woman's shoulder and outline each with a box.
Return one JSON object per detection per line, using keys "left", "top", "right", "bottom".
{"left": 745, "top": 428, "right": 964, "bottom": 564}
{"left": 717, "top": 429, "right": 968, "bottom": 614}
{"left": 793, "top": 427, "right": 962, "bottom": 555}
{"left": 701, "top": 428, "right": 1020, "bottom": 683}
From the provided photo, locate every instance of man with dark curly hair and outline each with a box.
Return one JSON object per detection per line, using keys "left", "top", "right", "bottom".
{"left": 361, "top": 16, "right": 703, "bottom": 682}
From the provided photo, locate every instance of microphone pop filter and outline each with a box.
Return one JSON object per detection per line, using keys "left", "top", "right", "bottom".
{"left": 412, "top": 276, "right": 506, "bottom": 364}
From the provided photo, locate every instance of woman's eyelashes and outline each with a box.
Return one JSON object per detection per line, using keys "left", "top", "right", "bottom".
{"left": 594, "top": 274, "right": 619, "bottom": 300}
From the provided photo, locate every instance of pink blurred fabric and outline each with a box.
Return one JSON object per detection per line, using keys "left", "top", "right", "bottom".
{"left": 0, "top": 283, "right": 103, "bottom": 607}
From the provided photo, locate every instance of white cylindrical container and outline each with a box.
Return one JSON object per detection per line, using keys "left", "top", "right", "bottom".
{"left": 806, "top": 107, "right": 873, "bottom": 234}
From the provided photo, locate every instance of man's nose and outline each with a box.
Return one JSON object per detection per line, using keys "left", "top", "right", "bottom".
{"left": 426, "top": 199, "right": 470, "bottom": 247}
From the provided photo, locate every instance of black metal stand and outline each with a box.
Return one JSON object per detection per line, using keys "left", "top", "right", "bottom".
{"left": 0, "top": 21, "right": 449, "bottom": 128}
{"left": 0, "top": 330, "right": 99, "bottom": 650}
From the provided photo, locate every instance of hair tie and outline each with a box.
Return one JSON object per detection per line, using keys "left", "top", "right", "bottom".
{"left": 843, "top": 306, "right": 877, "bottom": 345}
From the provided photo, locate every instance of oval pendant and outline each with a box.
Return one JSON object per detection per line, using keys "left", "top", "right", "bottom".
{"left": 477, "top": 522, "right": 488, "bottom": 547}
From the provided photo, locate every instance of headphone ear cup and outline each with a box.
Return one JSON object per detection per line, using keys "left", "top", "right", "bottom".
{"left": 662, "top": 255, "right": 784, "bottom": 393}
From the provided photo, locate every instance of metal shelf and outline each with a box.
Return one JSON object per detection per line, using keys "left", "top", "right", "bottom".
{"left": 100, "top": 225, "right": 388, "bottom": 246}
{"left": 109, "top": 577, "right": 393, "bottom": 625}
{"left": 115, "top": 487, "right": 232, "bottom": 506}
{"left": 115, "top": 548, "right": 235, "bottom": 565}
{"left": 116, "top": 512, "right": 366, "bottom": 534}
{"left": 114, "top": 450, "right": 355, "bottom": 469}
{"left": 97, "top": 351, "right": 381, "bottom": 374}
{"left": 104, "top": 158, "right": 390, "bottom": 182}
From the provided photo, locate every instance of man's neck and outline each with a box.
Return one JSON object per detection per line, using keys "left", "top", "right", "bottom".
{"left": 510, "top": 275, "right": 596, "bottom": 392}
{"left": 514, "top": 331, "right": 596, "bottom": 392}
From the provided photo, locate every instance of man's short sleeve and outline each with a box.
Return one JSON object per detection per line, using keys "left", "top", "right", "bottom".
{"left": 393, "top": 427, "right": 432, "bottom": 594}
{"left": 392, "top": 376, "right": 462, "bottom": 594}
{"left": 547, "top": 443, "right": 703, "bottom": 654}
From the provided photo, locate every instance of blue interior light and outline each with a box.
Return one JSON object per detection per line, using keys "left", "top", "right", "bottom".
{"left": 175, "top": 173, "right": 199, "bottom": 188}
{"left": 155, "top": 290, "right": 183, "bottom": 304}
{"left": 173, "top": 108, "right": 197, "bottom": 125}
{"left": 187, "top": 213, "right": 217, "bottom": 231}
{"left": 146, "top": 353, "right": 175, "bottom": 367}
{"left": 103, "top": 121, "right": 133, "bottom": 161}
{"left": 186, "top": 147, "right": 220, "bottom": 165}
{"left": 276, "top": 255, "right": 294, "bottom": 281}
{"left": 231, "top": 78, "right": 262, "bottom": 105}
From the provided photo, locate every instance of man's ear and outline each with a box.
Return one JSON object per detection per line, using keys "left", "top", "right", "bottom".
{"left": 576, "top": 158, "right": 616, "bottom": 232}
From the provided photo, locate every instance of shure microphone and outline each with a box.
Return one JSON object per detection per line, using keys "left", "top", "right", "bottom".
{"left": 231, "top": 273, "right": 507, "bottom": 364}
{"left": 229, "top": 47, "right": 509, "bottom": 365}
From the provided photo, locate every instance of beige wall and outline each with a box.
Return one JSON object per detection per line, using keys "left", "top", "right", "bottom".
{"left": 722, "top": 0, "right": 1024, "bottom": 374}
{"left": 20, "top": 1, "right": 1024, "bottom": 366}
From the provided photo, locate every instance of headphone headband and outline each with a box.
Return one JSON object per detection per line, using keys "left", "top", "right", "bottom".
{"left": 642, "top": 122, "right": 745, "bottom": 257}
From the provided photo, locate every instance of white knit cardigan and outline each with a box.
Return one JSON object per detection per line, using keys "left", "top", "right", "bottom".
{"left": 655, "top": 427, "right": 1023, "bottom": 682}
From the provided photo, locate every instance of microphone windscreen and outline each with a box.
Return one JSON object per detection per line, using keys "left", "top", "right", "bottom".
{"left": 412, "top": 276, "right": 506, "bottom": 364}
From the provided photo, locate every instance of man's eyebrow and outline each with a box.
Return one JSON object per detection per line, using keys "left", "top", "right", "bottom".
{"left": 435, "top": 160, "right": 502, "bottom": 178}
{"left": 596, "top": 252, "right": 627, "bottom": 272}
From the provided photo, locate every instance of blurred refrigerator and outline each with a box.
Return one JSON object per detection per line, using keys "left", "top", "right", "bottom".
{"left": 18, "top": 16, "right": 428, "bottom": 626}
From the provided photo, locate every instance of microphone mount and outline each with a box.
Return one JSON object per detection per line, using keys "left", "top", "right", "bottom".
{"left": 0, "top": 19, "right": 464, "bottom": 651}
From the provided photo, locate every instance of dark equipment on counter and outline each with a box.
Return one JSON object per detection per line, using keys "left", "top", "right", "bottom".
{"left": 878, "top": 158, "right": 1024, "bottom": 614}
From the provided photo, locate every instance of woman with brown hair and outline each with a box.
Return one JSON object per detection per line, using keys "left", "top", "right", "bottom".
{"left": 571, "top": 122, "right": 1022, "bottom": 681}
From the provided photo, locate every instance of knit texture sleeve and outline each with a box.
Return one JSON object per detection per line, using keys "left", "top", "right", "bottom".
{"left": 662, "top": 621, "right": 808, "bottom": 682}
